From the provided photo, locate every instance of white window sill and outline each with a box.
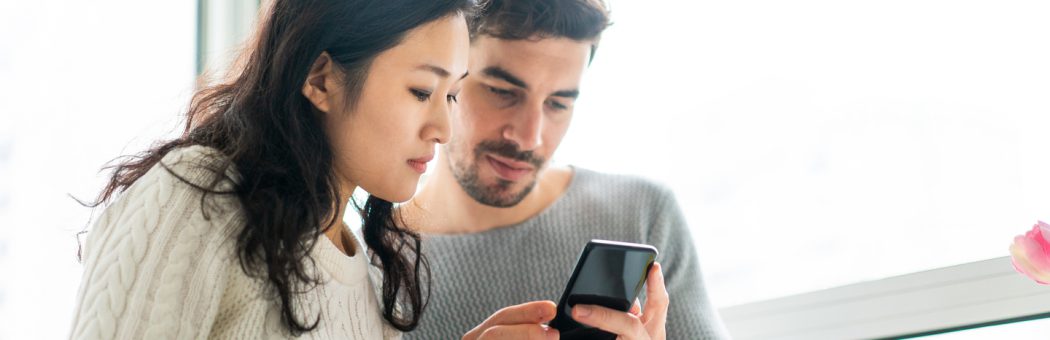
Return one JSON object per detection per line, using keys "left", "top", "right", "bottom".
{"left": 720, "top": 257, "right": 1050, "bottom": 339}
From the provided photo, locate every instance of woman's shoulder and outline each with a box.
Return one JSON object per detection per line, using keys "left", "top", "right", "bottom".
{"left": 90, "top": 145, "right": 244, "bottom": 247}
{"left": 138, "top": 144, "right": 242, "bottom": 220}
{"left": 119, "top": 145, "right": 241, "bottom": 218}
{"left": 73, "top": 145, "right": 246, "bottom": 339}
{"left": 157, "top": 145, "right": 241, "bottom": 188}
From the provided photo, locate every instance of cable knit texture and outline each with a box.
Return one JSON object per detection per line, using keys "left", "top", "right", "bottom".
{"left": 406, "top": 167, "right": 731, "bottom": 340}
{"left": 70, "top": 146, "right": 400, "bottom": 340}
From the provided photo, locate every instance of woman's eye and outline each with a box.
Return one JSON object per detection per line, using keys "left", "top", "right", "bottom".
{"left": 410, "top": 89, "right": 431, "bottom": 102}
{"left": 447, "top": 94, "right": 459, "bottom": 103}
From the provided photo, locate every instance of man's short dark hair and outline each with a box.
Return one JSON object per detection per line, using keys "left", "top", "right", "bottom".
{"left": 470, "top": 0, "right": 611, "bottom": 60}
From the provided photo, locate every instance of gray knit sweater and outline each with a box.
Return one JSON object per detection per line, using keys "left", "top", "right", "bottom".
{"left": 406, "top": 167, "right": 730, "bottom": 339}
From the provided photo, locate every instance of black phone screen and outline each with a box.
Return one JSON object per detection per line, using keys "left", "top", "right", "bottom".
{"left": 549, "top": 240, "right": 658, "bottom": 339}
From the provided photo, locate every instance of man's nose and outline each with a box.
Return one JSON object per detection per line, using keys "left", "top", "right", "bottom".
{"left": 501, "top": 101, "right": 544, "bottom": 151}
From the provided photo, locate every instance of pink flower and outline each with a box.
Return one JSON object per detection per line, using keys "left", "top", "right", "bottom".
{"left": 1010, "top": 221, "right": 1050, "bottom": 284}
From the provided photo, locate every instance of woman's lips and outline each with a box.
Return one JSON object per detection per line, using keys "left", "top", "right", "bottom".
{"left": 486, "top": 155, "right": 532, "bottom": 181}
{"left": 407, "top": 160, "right": 427, "bottom": 174}
{"left": 407, "top": 154, "right": 434, "bottom": 174}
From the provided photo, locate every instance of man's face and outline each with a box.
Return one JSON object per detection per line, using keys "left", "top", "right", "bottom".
{"left": 444, "top": 36, "right": 592, "bottom": 207}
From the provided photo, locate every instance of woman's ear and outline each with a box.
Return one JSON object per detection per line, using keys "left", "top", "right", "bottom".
{"left": 302, "top": 52, "right": 335, "bottom": 113}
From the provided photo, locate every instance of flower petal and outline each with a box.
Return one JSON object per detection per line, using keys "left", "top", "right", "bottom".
{"left": 1021, "top": 236, "right": 1050, "bottom": 273}
{"left": 1038, "top": 221, "right": 1050, "bottom": 244}
{"left": 1011, "top": 241, "right": 1050, "bottom": 284}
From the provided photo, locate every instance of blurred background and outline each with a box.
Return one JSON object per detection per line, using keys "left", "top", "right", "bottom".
{"left": 1, "top": 0, "right": 1048, "bottom": 339}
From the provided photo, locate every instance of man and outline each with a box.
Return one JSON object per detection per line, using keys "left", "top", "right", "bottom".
{"left": 400, "top": 0, "right": 729, "bottom": 338}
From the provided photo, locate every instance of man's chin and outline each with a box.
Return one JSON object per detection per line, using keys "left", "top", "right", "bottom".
{"left": 451, "top": 155, "right": 542, "bottom": 207}
{"left": 470, "top": 176, "right": 536, "bottom": 207}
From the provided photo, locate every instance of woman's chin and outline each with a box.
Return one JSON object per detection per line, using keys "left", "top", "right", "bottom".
{"left": 373, "top": 185, "right": 416, "bottom": 203}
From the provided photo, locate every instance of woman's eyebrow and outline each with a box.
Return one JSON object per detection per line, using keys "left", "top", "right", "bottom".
{"left": 416, "top": 64, "right": 468, "bottom": 80}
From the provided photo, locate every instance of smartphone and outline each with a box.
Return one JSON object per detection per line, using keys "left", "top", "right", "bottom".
{"left": 548, "top": 239, "right": 659, "bottom": 340}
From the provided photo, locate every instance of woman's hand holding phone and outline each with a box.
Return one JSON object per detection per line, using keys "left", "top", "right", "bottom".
{"left": 460, "top": 263, "right": 668, "bottom": 340}
{"left": 462, "top": 301, "right": 560, "bottom": 340}
{"left": 569, "top": 263, "right": 668, "bottom": 340}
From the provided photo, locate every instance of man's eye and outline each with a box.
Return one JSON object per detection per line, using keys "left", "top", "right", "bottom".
{"left": 410, "top": 89, "right": 431, "bottom": 102}
{"left": 447, "top": 94, "right": 459, "bottom": 103}
{"left": 487, "top": 86, "right": 514, "bottom": 98}
{"left": 548, "top": 100, "right": 568, "bottom": 111}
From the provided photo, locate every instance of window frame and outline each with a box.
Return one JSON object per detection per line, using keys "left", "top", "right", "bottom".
{"left": 197, "top": 0, "right": 261, "bottom": 77}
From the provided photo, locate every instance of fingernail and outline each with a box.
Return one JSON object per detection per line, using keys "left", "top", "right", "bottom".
{"left": 574, "top": 305, "right": 592, "bottom": 317}
{"left": 546, "top": 327, "right": 559, "bottom": 340}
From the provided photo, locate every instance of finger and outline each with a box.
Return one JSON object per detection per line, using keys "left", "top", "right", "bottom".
{"left": 629, "top": 299, "right": 642, "bottom": 316}
{"left": 571, "top": 304, "right": 645, "bottom": 339}
{"left": 477, "top": 324, "right": 559, "bottom": 340}
{"left": 465, "top": 301, "right": 557, "bottom": 339}
{"left": 641, "top": 262, "right": 669, "bottom": 328}
{"left": 486, "top": 300, "right": 557, "bottom": 326}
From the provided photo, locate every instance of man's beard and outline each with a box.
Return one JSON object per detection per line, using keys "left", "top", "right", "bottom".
{"left": 449, "top": 139, "right": 546, "bottom": 207}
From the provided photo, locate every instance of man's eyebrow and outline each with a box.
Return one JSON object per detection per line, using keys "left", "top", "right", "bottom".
{"left": 552, "top": 89, "right": 579, "bottom": 99}
{"left": 482, "top": 66, "right": 528, "bottom": 89}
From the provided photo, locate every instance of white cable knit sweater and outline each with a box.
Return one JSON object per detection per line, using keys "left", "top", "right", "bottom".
{"left": 70, "top": 146, "right": 400, "bottom": 339}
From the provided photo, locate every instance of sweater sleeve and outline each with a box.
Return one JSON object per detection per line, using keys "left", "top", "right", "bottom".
{"left": 70, "top": 147, "right": 241, "bottom": 340}
{"left": 647, "top": 185, "right": 731, "bottom": 340}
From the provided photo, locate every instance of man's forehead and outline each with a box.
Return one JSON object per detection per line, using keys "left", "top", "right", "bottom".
{"left": 471, "top": 36, "right": 591, "bottom": 62}
{"left": 469, "top": 36, "right": 591, "bottom": 89}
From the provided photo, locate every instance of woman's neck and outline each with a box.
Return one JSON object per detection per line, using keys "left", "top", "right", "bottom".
{"left": 323, "top": 183, "right": 357, "bottom": 256}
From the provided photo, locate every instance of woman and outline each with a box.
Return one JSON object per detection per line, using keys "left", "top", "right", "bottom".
{"left": 70, "top": 0, "right": 472, "bottom": 338}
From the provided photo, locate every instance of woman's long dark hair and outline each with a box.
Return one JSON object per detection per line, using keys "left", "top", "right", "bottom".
{"left": 88, "top": 0, "right": 475, "bottom": 334}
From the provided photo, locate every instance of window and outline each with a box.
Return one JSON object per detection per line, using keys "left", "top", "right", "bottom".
{"left": 560, "top": 0, "right": 1050, "bottom": 309}
{"left": 0, "top": 2, "right": 196, "bottom": 338}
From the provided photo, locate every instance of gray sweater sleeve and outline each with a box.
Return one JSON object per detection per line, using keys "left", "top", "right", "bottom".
{"left": 648, "top": 185, "right": 731, "bottom": 339}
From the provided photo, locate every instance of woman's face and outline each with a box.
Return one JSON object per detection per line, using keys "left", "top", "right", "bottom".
{"left": 306, "top": 14, "right": 470, "bottom": 202}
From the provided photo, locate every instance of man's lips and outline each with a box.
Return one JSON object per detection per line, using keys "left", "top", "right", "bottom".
{"left": 486, "top": 154, "right": 533, "bottom": 170}
{"left": 486, "top": 155, "right": 532, "bottom": 181}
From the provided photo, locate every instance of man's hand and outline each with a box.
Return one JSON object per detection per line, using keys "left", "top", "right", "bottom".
{"left": 463, "top": 300, "right": 560, "bottom": 340}
{"left": 570, "top": 262, "right": 669, "bottom": 340}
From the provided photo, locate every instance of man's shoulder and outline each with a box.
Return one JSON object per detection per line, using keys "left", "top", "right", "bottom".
{"left": 548, "top": 167, "right": 691, "bottom": 243}
{"left": 571, "top": 166, "right": 674, "bottom": 200}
